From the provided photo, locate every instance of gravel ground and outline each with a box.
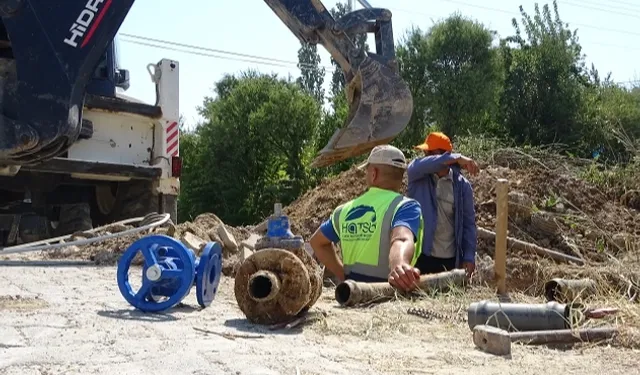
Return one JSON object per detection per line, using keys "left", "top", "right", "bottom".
{"left": 1, "top": 264, "right": 639, "bottom": 375}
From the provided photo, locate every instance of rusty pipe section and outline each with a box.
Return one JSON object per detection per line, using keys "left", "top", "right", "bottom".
{"left": 335, "top": 269, "right": 467, "bottom": 307}
{"left": 234, "top": 247, "right": 323, "bottom": 325}
{"left": 544, "top": 278, "right": 596, "bottom": 303}
{"left": 248, "top": 270, "right": 282, "bottom": 302}
{"left": 467, "top": 301, "right": 581, "bottom": 331}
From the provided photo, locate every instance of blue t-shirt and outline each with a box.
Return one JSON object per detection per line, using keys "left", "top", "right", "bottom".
{"left": 319, "top": 199, "right": 422, "bottom": 282}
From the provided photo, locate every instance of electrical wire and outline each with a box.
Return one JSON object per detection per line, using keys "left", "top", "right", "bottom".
{"left": 421, "top": 0, "right": 640, "bottom": 38}
{"left": 120, "top": 33, "right": 336, "bottom": 72}
{"left": 559, "top": 0, "right": 640, "bottom": 20}
{"left": 120, "top": 34, "right": 637, "bottom": 85}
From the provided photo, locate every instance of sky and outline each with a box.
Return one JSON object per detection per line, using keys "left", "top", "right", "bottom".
{"left": 116, "top": 0, "right": 640, "bottom": 129}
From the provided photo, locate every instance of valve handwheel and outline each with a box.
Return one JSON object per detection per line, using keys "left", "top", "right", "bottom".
{"left": 117, "top": 235, "right": 196, "bottom": 312}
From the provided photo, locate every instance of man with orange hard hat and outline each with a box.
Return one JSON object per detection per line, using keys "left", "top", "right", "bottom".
{"left": 407, "top": 131, "right": 479, "bottom": 278}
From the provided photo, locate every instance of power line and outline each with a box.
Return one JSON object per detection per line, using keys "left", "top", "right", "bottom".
{"left": 119, "top": 34, "right": 336, "bottom": 72}
{"left": 120, "top": 33, "right": 298, "bottom": 65}
{"left": 560, "top": 0, "right": 640, "bottom": 21}
{"left": 565, "top": 0, "right": 640, "bottom": 15}
{"left": 121, "top": 34, "right": 636, "bottom": 86}
{"left": 421, "top": 0, "right": 640, "bottom": 38}
{"left": 607, "top": 0, "right": 640, "bottom": 9}
{"left": 391, "top": 6, "right": 640, "bottom": 51}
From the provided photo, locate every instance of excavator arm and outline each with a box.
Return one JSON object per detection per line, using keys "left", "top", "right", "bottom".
{"left": 0, "top": 0, "right": 412, "bottom": 167}
{"left": 264, "top": 0, "right": 413, "bottom": 167}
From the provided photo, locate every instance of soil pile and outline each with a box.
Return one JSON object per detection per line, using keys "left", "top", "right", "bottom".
{"left": 282, "top": 154, "right": 640, "bottom": 295}
{"left": 284, "top": 167, "right": 368, "bottom": 239}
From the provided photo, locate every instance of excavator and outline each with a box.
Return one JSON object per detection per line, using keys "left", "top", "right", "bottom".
{"left": 0, "top": 0, "right": 413, "bottom": 246}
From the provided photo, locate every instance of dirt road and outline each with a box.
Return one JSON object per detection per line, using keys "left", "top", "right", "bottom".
{"left": 1, "top": 265, "right": 639, "bottom": 375}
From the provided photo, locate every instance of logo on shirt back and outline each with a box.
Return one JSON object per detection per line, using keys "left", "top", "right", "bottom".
{"left": 342, "top": 205, "right": 377, "bottom": 238}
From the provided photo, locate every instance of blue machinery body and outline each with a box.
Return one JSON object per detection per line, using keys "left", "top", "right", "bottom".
{"left": 116, "top": 235, "right": 222, "bottom": 312}
{"left": 0, "top": 0, "right": 411, "bottom": 168}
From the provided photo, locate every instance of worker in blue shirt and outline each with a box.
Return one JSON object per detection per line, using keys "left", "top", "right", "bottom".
{"left": 407, "top": 132, "right": 479, "bottom": 278}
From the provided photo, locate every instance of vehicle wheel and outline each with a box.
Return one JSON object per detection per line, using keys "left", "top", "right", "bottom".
{"left": 91, "top": 181, "right": 159, "bottom": 225}
{"left": 55, "top": 203, "right": 93, "bottom": 237}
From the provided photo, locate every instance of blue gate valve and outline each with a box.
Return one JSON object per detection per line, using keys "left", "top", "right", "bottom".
{"left": 116, "top": 234, "right": 223, "bottom": 312}
{"left": 257, "top": 203, "right": 304, "bottom": 251}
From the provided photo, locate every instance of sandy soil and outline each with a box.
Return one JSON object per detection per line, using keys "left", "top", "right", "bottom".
{"left": 1, "top": 265, "right": 639, "bottom": 375}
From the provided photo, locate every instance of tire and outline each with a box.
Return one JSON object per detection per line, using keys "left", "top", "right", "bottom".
{"left": 55, "top": 203, "right": 93, "bottom": 237}
{"left": 91, "top": 181, "right": 160, "bottom": 225}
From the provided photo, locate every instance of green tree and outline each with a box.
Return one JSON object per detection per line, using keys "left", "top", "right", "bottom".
{"left": 424, "top": 14, "right": 502, "bottom": 137}
{"left": 180, "top": 71, "right": 322, "bottom": 225}
{"left": 296, "top": 42, "right": 325, "bottom": 103}
{"left": 499, "top": 1, "right": 589, "bottom": 149}
{"left": 395, "top": 15, "right": 502, "bottom": 148}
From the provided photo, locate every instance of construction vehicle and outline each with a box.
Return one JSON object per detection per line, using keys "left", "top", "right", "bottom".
{"left": 0, "top": 0, "right": 412, "bottom": 247}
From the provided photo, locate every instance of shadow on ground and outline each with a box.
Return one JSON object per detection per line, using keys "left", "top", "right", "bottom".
{"left": 97, "top": 303, "right": 201, "bottom": 322}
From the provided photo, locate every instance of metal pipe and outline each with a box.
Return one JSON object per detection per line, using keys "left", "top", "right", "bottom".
{"left": 335, "top": 269, "right": 467, "bottom": 307}
{"left": 0, "top": 213, "right": 171, "bottom": 255}
{"left": 509, "top": 327, "right": 618, "bottom": 345}
{"left": 473, "top": 324, "right": 618, "bottom": 356}
{"left": 467, "top": 301, "right": 579, "bottom": 331}
{"left": 544, "top": 278, "right": 597, "bottom": 303}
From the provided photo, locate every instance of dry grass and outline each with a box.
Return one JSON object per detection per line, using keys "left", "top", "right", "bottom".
{"left": 306, "top": 273, "right": 640, "bottom": 351}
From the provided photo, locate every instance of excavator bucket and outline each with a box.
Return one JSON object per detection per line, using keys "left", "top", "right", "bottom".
{"left": 263, "top": 0, "right": 413, "bottom": 168}
{"left": 314, "top": 56, "right": 413, "bottom": 167}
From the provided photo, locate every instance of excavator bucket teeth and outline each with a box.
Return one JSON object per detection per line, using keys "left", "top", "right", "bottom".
{"left": 311, "top": 57, "right": 413, "bottom": 168}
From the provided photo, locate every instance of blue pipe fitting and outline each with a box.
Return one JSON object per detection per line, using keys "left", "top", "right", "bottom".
{"left": 256, "top": 203, "right": 304, "bottom": 251}
{"left": 116, "top": 234, "right": 222, "bottom": 312}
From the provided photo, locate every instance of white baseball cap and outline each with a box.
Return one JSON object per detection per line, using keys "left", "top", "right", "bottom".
{"left": 357, "top": 144, "right": 407, "bottom": 170}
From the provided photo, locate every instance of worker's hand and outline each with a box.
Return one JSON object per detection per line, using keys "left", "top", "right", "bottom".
{"left": 462, "top": 261, "right": 475, "bottom": 278}
{"left": 388, "top": 264, "right": 420, "bottom": 292}
{"left": 457, "top": 156, "right": 479, "bottom": 176}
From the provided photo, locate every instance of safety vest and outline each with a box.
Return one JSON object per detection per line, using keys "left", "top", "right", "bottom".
{"left": 331, "top": 187, "right": 423, "bottom": 280}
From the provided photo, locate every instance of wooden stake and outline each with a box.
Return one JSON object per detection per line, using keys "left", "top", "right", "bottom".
{"left": 494, "top": 179, "right": 509, "bottom": 296}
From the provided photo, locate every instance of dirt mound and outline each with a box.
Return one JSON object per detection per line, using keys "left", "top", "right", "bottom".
{"left": 43, "top": 212, "right": 253, "bottom": 274}
{"left": 283, "top": 161, "right": 640, "bottom": 265}
{"left": 284, "top": 167, "right": 368, "bottom": 239}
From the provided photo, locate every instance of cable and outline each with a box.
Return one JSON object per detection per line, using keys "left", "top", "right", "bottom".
{"left": 419, "top": 0, "right": 640, "bottom": 38}
{"left": 608, "top": 0, "right": 640, "bottom": 9}
{"left": 120, "top": 33, "right": 336, "bottom": 71}
{"left": 563, "top": 0, "right": 640, "bottom": 15}
{"left": 559, "top": 0, "right": 640, "bottom": 20}
{"left": 119, "top": 38, "right": 336, "bottom": 72}
{"left": 120, "top": 33, "right": 302, "bottom": 65}
{"left": 120, "top": 34, "right": 637, "bottom": 85}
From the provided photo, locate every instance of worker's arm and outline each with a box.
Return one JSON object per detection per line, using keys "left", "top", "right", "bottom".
{"left": 309, "top": 219, "right": 345, "bottom": 281}
{"left": 407, "top": 152, "right": 478, "bottom": 182}
{"left": 387, "top": 200, "right": 422, "bottom": 291}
